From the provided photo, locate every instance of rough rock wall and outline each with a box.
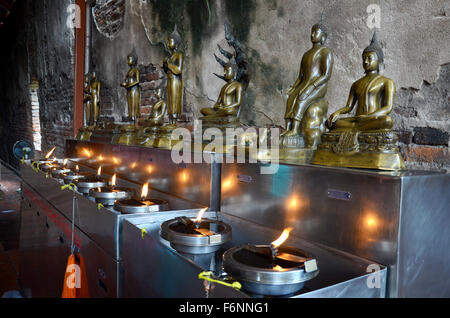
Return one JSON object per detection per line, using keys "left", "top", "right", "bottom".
{"left": 91, "top": 0, "right": 449, "bottom": 170}
{"left": 0, "top": 0, "right": 75, "bottom": 165}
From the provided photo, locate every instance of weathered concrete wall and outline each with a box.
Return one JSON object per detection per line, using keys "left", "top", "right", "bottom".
{"left": 0, "top": 0, "right": 75, "bottom": 165}
{"left": 91, "top": 0, "right": 449, "bottom": 170}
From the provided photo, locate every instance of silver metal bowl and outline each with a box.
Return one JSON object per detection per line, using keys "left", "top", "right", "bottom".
{"left": 223, "top": 245, "right": 319, "bottom": 296}
{"left": 89, "top": 186, "right": 135, "bottom": 206}
{"left": 51, "top": 168, "right": 72, "bottom": 179}
{"left": 74, "top": 177, "right": 108, "bottom": 195}
{"left": 62, "top": 171, "right": 93, "bottom": 184}
{"left": 160, "top": 217, "right": 232, "bottom": 254}
{"left": 114, "top": 198, "right": 169, "bottom": 214}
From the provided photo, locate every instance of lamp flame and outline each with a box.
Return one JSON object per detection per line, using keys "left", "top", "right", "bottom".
{"left": 112, "top": 157, "right": 120, "bottom": 165}
{"left": 63, "top": 158, "right": 68, "bottom": 166}
{"left": 45, "top": 147, "right": 56, "bottom": 159}
{"left": 97, "top": 166, "right": 102, "bottom": 176}
{"left": 111, "top": 174, "right": 117, "bottom": 187}
{"left": 83, "top": 148, "right": 92, "bottom": 158}
{"left": 75, "top": 165, "right": 79, "bottom": 172}
{"left": 141, "top": 183, "right": 149, "bottom": 201}
{"left": 271, "top": 227, "right": 294, "bottom": 249}
{"left": 98, "top": 155, "right": 104, "bottom": 162}
{"left": 195, "top": 207, "right": 208, "bottom": 224}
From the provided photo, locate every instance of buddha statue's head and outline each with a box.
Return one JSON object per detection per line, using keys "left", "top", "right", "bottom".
{"left": 223, "top": 62, "right": 237, "bottom": 81}
{"left": 91, "top": 71, "right": 97, "bottom": 80}
{"left": 311, "top": 12, "right": 328, "bottom": 44}
{"left": 362, "top": 32, "right": 384, "bottom": 72}
{"left": 168, "top": 24, "right": 181, "bottom": 51}
{"left": 127, "top": 53, "right": 138, "bottom": 67}
{"left": 155, "top": 87, "right": 163, "bottom": 99}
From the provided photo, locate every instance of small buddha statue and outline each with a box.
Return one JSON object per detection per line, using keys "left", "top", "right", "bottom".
{"left": 312, "top": 32, "right": 405, "bottom": 170}
{"left": 163, "top": 25, "right": 184, "bottom": 127}
{"left": 281, "top": 13, "right": 333, "bottom": 149}
{"left": 120, "top": 53, "right": 141, "bottom": 122}
{"left": 200, "top": 23, "right": 249, "bottom": 130}
{"left": 90, "top": 71, "right": 101, "bottom": 125}
{"left": 200, "top": 62, "right": 243, "bottom": 118}
{"left": 83, "top": 74, "right": 92, "bottom": 126}
{"left": 144, "top": 87, "right": 167, "bottom": 127}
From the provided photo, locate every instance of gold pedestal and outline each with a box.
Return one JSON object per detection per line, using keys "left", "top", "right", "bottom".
{"left": 154, "top": 124, "right": 183, "bottom": 149}
{"left": 312, "top": 130, "right": 406, "bottom": 170}
{"left": 114, "top": 125, "right": 142, "bottom": 145}
{"left": 257, "top": 147, "right": 316, "bottom": 164}
{"left": 76, "top": 126, "right": 94, "bottom": 141}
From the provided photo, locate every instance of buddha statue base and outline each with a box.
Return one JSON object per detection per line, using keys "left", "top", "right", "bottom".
{"left": 154, "top": 124, "right": 183, "bottom": 149}
{"left": 200, "top": 115, "right": 241, "bottom": 132}
{"left": 135, "top": 126, "right": 160, "bottom": 147}
{"left": 113, "top": 124, "right": 143, "bottom": 145}
{"left": 76, "top": 126, "right": 94, "bottom": 141}
{"left": 257, "top": 147, "right": 316, "bottom": 164}
{"left": 312, "top": 130, "right": 406, "bottom": 170}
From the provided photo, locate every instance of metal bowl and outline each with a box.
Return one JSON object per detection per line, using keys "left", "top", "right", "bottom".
{"left": 62, "top": 171, "right": 93, "bottom": 184}
{"left": 160, "top": 218, "right": 232, "bottom": 254}
{"left": 40, "top": 163, "right": 60, "bottom": 173}
{"left": 51, "top": 168, "right": 72, "bottom": 179}
{"left": 223, "top": 245, "right": 319, "bottom": 296}
{"left": 74, "top": 177, "right": 108, "bottom": 195}
{"left": 114, "top": 198, "right": 169, "bottom": 214}
{"left": 89, "top": 186, "right": 135, "bottom": 206}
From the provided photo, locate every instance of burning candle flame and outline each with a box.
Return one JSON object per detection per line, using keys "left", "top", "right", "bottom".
{"left": 75, "top": 165, "right": 80, "bottom": 173}
{"left": 195, "top": 207, "right": 208, "bottom": 224}
{"left": 130, "top": 162, "right": 137, "bottom": 169}
{"left": 97, "top": 166, "right": 102, "bottom": 176}
{"left": 141, "top": 183, "right": 149, "bottom": 201}
{"left": 98, "top": 155, "right": 104, "bottom": 162}
{"left": 111, "top": 174, "right": 117, "bottom": 187}
{"left": 112, "top": 157, "right": 120, "bottom": 165}
{"left": 45, "top": 147, "right": 56, "bottom": 159}
{"left": 51, "top": 157, "right": 57, "bottom": 163}
{"left": 63, "top": 158, "right": 68, "bottom": 166}
{"left": 271, "top": 227, "right": 294, "bottom": 249}
{"left": 83, "top": 148, "right": 92, "bottom": 158}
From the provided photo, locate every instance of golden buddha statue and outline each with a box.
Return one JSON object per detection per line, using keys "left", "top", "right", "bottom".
{"left": 136, "top": 88, "right": 167, "bottom": 147}
{"left": 163, "top": 25, "right": 184, "bottom": 127}
{"left": 312, "top": 33, "right": 405, "bottom": 170}
{"left": 200, "top": 62, "right": 243, "bottom": 119}
{"left": 117, "top": 53, "right": 142, "bottom": 145}
{"left": 120, "top": 53, "right": 141, "bottom": 122}
{"left": 83, "top": 75, "right": 93, "bottom": 126}
{"left": 90, "top": 71, "right": 101, "bottom": 125}
{"left": 200, "top": 23, "right": 249, "bottom": 131}
{"left": 281, "top": 14, "right": 333, "bottom": 149}
{"left": 77, "top": 75, "right": 94, "bottom": 140}
{"left": 144, "top": 87, "right": 167, "bottom": 127}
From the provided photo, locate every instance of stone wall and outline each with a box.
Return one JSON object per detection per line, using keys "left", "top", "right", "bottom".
{"left": 0, "top": 0, "right": 75, "bottom": 166}
{"left": 89, "top": 0, "right": 449, "bottom": 170}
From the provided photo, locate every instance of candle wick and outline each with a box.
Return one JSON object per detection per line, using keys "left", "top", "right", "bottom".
{"left": 269, "top": 243, "right": 279, "bottom": 260}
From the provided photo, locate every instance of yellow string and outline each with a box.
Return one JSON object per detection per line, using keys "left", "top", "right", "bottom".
{"left": 61, "top": 183, "right": 77, "bottom": 192}
{"left": 21, "top": 157, "right": 25, "bottom": 164}
{"left": 141, "top": 229, "right": 147, "bottom": 239}
{"left": 198, "top": 271, "right": 242, "bottom": 290}
{"left": 97, "top": 203, "right": 104, "bottom": 210}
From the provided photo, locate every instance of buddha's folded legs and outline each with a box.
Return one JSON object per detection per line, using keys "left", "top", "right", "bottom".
{"left": 334, "top": 115, "right": 394, "bottom": 131}
{"left": 200, "top": 108, "right": 217, "bottom": 116}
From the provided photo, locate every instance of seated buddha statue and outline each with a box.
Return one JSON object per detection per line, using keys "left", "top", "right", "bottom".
{"left": 199, "top": 23, "right": 249, "bottom": 131}
{"left": 312, "top": 33, "right": 405, "bottom": 170}
{"left": 200, "top": 62, "right": 243, "bottom": 119}
{"left": 143, "top": 88, "right": 167, "bottom": 127}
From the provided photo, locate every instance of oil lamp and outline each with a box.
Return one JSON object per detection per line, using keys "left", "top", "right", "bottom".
{"left": 73, "top": 166, "right": 108, "bottom": 195}
{"left": 114, "top": 183, "right": 169, "bottom": 214}
{"left": 50, "top": 158, "right": 72, "bottom": 179}
{"left": 222, "top": 227, "right": 319, "bottom": 296}
{"left": 160, "top": 208, "right": 232, "bottom": 254}
{"left": 89, "top": 174, "right": 135, "bottom": 207}
{"left": 61, "top": 164, "right": 93, "bottom": 184}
